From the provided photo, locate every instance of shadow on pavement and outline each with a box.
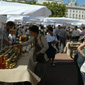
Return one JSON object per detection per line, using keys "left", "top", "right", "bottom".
{"left": 36, "top": 61, "right": 83, "bottom": 85}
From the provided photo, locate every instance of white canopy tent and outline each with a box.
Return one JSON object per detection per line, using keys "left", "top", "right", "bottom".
{"left": 7, "top": 15, "right": 23, "bottom": 22}
{"left": 7, "top": 16, "right": 85, "bottom": 27}
{"left": 0, "top": 1, "right": 51, "bottom": 17}
{"left": 7, "top": 15, "right": 45, "bottom": 24}
{"left": 22, "top": 16, "right": 44, "bottom": 22}
{"left": 43, "top": 17, "right": 83, "bottom": 24}
{"left": 42, "top": 17, "right": 85, "bottom": 28}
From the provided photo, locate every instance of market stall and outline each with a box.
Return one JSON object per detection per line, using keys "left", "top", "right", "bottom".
{"left": 0, "top": 1, "right": 51, "bottom": 84}
{"left": 0, "top": 47, "right": 40, "bottom": 85}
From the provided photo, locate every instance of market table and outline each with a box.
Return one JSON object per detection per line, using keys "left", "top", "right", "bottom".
{"left": 0, "top": 48, "right": 41, "bottom": 85}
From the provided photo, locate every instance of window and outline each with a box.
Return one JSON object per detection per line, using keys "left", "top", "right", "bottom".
{"left": 73, "top": 14, "right": 74, "bottom": 18}
{"left": 82, "top": 11, "right": 84, "bottom": 14}
{"left": 82, "top": 15, "right": 83, "bottom": 18}
{"left": 79, "top": 15, "right": 80, "bottom": 19}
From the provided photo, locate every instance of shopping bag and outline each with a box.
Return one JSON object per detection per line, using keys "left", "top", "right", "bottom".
{"left": 80, "top": 61, "right": 85, "bottom": 73}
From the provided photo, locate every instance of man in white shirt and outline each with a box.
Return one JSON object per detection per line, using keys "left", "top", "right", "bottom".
{"left": 8, "top": 30, "right": 16, "bottom": 45}
{"left": 0, "top": 21, "right": 15, "bottom": 50}
{"left": 72, "top": 26, "right": 80, "bottom": 42}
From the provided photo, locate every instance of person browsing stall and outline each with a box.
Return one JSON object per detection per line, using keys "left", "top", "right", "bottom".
{"left": 0, "top": 21, "right": 15, "bottom": 50}
{"left": 46, "top": 26, "right": 57, "bottom": 66}
{"left": 13, "top": 25, "right": 49, "bottom": 62}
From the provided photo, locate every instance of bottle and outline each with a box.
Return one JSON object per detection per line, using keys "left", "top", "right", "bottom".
{"left": 12, "top": 55, "right": 17, "bottom": 62}
{"left": 3, "top": 48, "right": 11, "bottom": 56}
{"left": 4, "top": 54, "right": 9, "bottom": 64}
{"left": 5, "top": 53, "right": 15, "bottom": 69}
{"left": 9, "top": 62, "right": 16, "bottom": 69}
{"left": 8, "top": 48, "right": 14, "bottom": 56}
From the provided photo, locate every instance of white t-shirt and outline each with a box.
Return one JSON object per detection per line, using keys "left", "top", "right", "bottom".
{"left": 8, "top": 34, "right": 15, "bottom": 44}
{"left": 72, "top": 29, "right": 80, "bottom": 37}
{"left": 46, "top": 33, "right": 58, "bottom": 42}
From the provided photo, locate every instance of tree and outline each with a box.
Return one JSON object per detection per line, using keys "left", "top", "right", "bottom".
{"left": 24, "top": 0, "right": 36, "bottom": 4}
{"left": 43, "top": 2, "right": 67, "bottom": 17}
{"left": 31, "top": 0, "right": 36, "bottom": 4}
{"left": 3, "top": 0, "right": 7, "bottom": 1}
{"left": 17, "top": 0, "right": 21, "bottom": 3}
{"left": 12, "top": 0, "right": 16, "bottom": 2}
{"left": 31, "top": 0, "right": 34, "bottom": 1}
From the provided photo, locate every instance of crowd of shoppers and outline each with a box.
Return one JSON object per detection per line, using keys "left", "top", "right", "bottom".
{"left": 1, "top": 21, "right": 85, "bottom": 82}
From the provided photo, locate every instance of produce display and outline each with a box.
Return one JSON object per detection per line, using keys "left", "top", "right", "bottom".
{"left": 0, "top": 46, "right": 20, "bottom": 69}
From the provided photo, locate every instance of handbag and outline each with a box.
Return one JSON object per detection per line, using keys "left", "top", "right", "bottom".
{"left": 40, "top": 36, "right": 56, "bottom": 58}
{"left": 36, "top": 53, "right": 45, "bottom": 63}
{"left": 46, "top": 43, "right": 56, "bottom": 58}
{"left": 80, "top": 61, "right": 85, "bottom": 73}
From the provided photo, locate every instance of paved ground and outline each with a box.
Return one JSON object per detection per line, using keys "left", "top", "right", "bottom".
{"left": 4, "top": 53, "right": 83, "bottom": 85}
{"left": 55, "top": 53, "right": 72, "bottom": 60}
{"left": 36, "top": 53, "right": 83, "bottom": 85}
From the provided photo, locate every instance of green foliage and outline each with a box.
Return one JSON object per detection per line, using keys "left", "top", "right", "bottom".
{"left": 5, "top": 0, "right": 36, "bottom": 5}
{"left": 24, "top": 0, "right": 36, "bottom": 4}
{"left": 3, "top": 0, "right": 7, "bottom": 1}
{"left": 17, "top": 0, "right": 21, "bottom": 3}
{"left": 43, "top": 2, "right": 67, "bottom": 17}
{"left": 31, "top": 1, "right": 36, "bottom": 4}
{"left": 24, "top": 1, "right": 32, "bottom": 4}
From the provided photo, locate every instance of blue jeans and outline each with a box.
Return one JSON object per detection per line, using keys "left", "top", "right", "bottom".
{"left": 77, "top": 52, "right": 85, "bottom": 68}
{"left": 77, "top": 52, "right": 85, "bottom": 85}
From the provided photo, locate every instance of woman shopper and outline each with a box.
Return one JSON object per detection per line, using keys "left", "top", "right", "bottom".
{"left": 46, "top": 26, "right": 57, "bottom": 66}
{"left": 13, "top": 25, "right": 49, "bottom": 77}
{"left": 77, "top": 42, "right": 85, "bottom": 85}
{"left": 14, "top": 25, "right": 49, "bottom": 62}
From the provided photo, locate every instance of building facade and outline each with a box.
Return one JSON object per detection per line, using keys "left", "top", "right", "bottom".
{"left": 37, "top": 0, "right": 63, "bottom": 4}
{"left": 66, "top": 0, "right": 85, "bottom": 20}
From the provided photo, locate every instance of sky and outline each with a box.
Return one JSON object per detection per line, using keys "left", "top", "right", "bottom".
{"left": 64, "top": 0, "right": 85, "bottom": 6}
{"left": 35, "top": 0, "right": 85, "bottom": 6}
